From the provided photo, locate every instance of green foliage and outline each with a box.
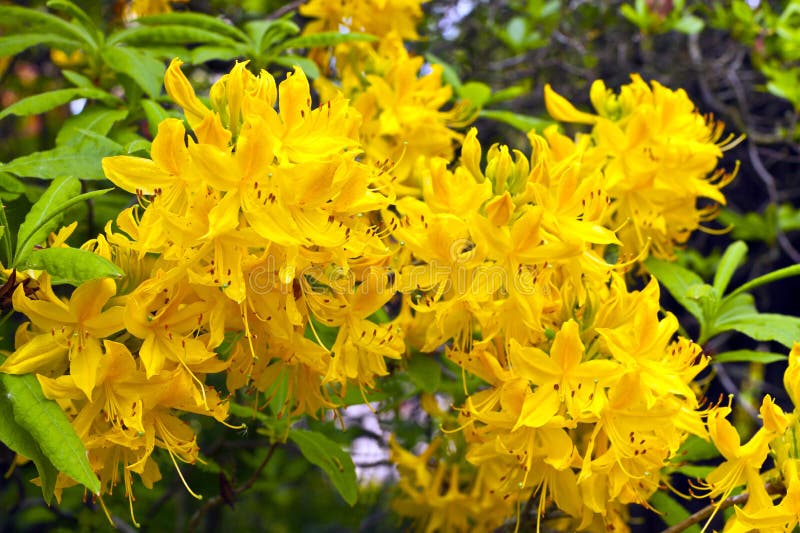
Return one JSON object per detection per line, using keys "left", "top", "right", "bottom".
{"left": 0, "top": 372, "right": 100, "bottom": 496}
{"left": 287, "top": 429, "right": 358, "bottom": 506}
{"left": 646, "top": 241, "right": 800, "bottom": 347}
{"left": 22, "top": 248, "right": 123, "bottom": 286}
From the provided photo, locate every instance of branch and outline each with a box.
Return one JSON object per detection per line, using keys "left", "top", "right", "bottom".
{"left": 660, "top": 481, "right": 785, "bottom": 533}
{"left": 186, "top": 442, "right": 279, "bottom": 531}
{"left": 266, "top": 0, "right": 304, "bottom": 20}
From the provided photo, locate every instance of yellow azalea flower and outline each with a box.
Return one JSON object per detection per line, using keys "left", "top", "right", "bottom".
{"left": 734, "top": 459, "right": 800, "bottom": 532}
{"left": 124, "top": 278, "right": 223, "bottom": 378}
{"left": 1, "top": 275, "right": 124, "bottom": 399}
{"left": 390, "top": 436, "right": 517, "bottom": 532}
{"left": 509, "top": 320, "right": 620, "bottom": 429}
{"left": 699, "top": 405, "right": 775, "bottom": 508}
{"left": 317, "top": 34, "right": 465, "bottom": 190}
{"left": 36, "top": 340, "right": 227, "bottom": 523}
{"left": 545, "top": 75, "right": 738, "bottom": 260}
{"left": 300, "top": 0, "right": 427, "bottom": 42}
{"left": 124, "top": 0, "right": 188, "bottom": 20}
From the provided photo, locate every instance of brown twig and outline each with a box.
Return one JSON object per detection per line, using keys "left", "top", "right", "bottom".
{"left": 266, "top": 0, "right": 304, "bottom": 20}
{"left": 186, "top": 442, "right": 279, "bottom": 532}
{"left": 660, "top": 481, "right": 785, "bottom": 533}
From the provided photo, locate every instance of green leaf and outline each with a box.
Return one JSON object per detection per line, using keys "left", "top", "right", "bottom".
{"left": 644, "top": 257, "right": 705, "bottom": 322}
{"left": 479, "top": 109, "right": 555, "bottom": 133}
{"left": 140, "top": 99, "right": 178, "bottom": 138}
{"left": 0, "top": 33, "right": 79, "bottom": 57}
{"left": 727, "top": 264, "right": 800, "bottom": 299}
{"left": 718, "top": 313, "right": 800, "bottom": 348}
{"left": 0, "top": 379, "right": 58, "bottom": 503}
{"left": 505, "top": 16, "right": 529, "bottom": 49}
{"left": 674, "top": 14, "right": 705, "bottom": 34}
{"left": 272, "top": 55, "right": 320, "bottom": 79}
{"left": 649, "top": 490, "right": 699, "bottom": 531}
{"left": 191, "top": 45, "right": 242, "bottom": 64}
{"left": 279, "top": 31, "right": 376, "bottom": 51}
{"left": 406, "top": 356, "right": 442, "bottom": 393}
{"left": 3, "top": 134, "right": 123, "bottom": 181}
{"left": 101, "top": 46, "right": 165, "bottom": 99}
{"left": 713, "top": 241, "right": 747, "bottom": 295}
{"left": 13, "top": 177, "right": 111, "bottom": 267}
{"left": 56, "top": 107, "right": 128, "bottom": 146}
{"left": 674, "top": 435, "right": 720, "bottom": 463}
{"left": 485, "top": 83, "right": 530, "bottom": 105}
{"left": 124, "top": 138, "right": 152, "bottom": 154}
{"left": 671, "top": 464, "right": 715, "bottom": 478}
{"left": 0, "top": 5, "right": 94, "bottom": 45}
{"left": 288, "top": 429, "right": 358, "bottom": 506}
{"left": 109, "top": 25, "right": 239, "bottom": 47}
{"left": 20, "top": 247, "right": 123, "bottom": 285}
{"left": 0, "top": 88, "right": 117, "bottom": 121}
{"left": 46, "top": 0, "right": 100, "bottom": 46}
{"left": 61, "top": 69, "right": 94, "bottom": 88}
{"left": 458, "top": 81, "right": 492, "bottom": 108}
{"left": 713, "top": 349, "right": 787, "bottom": 364}
{"left": 137, "top": 12, "right": 249, "bottom": 43}
{"left": 246, "top": 19, "right": 299, "bottom": 52}
{"left": 1, "top": 372, "right": 100, "bottom": 495}
{"left": 0, "top": 172, "right": 25, "bottom": 200}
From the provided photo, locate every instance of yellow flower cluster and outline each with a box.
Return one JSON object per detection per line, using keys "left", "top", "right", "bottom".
{"left": 546, "top": 75, "right": 738, "bottom": 260}
{"left": 1, "top": 58, "right": 403, "bottom": 517}
{"left": 387, "top": 128, "right": 711, "bottom": 530}
{"left": 0, "top": 5, "right": 742, "bottom": 528}
{"left": 303, "top": 0, "right": 467, "bottom": 193}
{"left": 699, "top": 343, "right": 800, "bottom": 532}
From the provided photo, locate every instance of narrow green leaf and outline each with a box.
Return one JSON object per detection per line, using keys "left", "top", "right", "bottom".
{"left": 46, "top": 0, "right": 100, "bottom": 46}
{"left": 247, "top": 19, "right": 299, "bottom": 52}
{"left": 649, "top": 491, "right": 699, "bottom": 532}
{"left": 713, "top": 241, "right": 747, "bottom": 296}
{"left": 124, "top": 138, "right": 152, "bottom": 154}
{"left": 15, "top": 176, "right": 80, "bottom": 263}
{"left": 713, "top": 350, "right": 787, "bottom": 364}
{"left": 479, "top": 109, "right": 554, "bottom": 132}
{"left": 406, "top": 356, "right": 442, "bottom": 393}
{"left": 458, "top": 81, "right": 492, "bottom": 108}
{"left": 101, "top": 46, "right": 165, "bottom": 99}
{"left": 288, "top": 429, "right": 358, "bottom": 506}
{"left": 109, "top": 25, "right": 239, "bottom": 47}
{"left": 0, "top": 88, "right": 117, "bottom": 121}
{"left": 56, "top": 107, "right": 128, "bottom": 146}
{"left": 2, "top": 372, "right": 100, "bottom": 494}
{"left": 0, "top": 5, "right": 93, "bottom": 45}
{"left": 0, "top": 33, "right": 79, "bottom": 57}
{"left": 718, "top": 313, "right": 800, "bottom": 348}
{"left": 728, "top": 264, "right": 800, "bottom": 300}
{"left": 0, "top": 172, "right": 25, "bottom": 200}
{"left": 3, "top": 135, "right": 123, "bottom": 181}
{"left": 279, "top": 31, "right": 376, "bottom": 51}
{"left": 644, "top": 257, "right": 705, "bottom": 322}
{"left": 191, "top": 45, "right": 242, "bottom": 64}
{"left": 61, "top": 69, "right": 94, "bottom": 88}
{"left": 272, "top": 55, "right": 320, "bottom": 79}
{"left": 137, "top": 12, "right": 249, "bottom": 43}
{"left": 14, "top": 178, "right": 111, "bottom": 267}
{"left": 0, "top": 379, "right": 58, "bottom": 503}
{"left": 20, "top": 247, "right": 123, "bottom": 285}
